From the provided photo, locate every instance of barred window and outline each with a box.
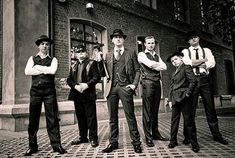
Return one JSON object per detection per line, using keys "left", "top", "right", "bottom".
{"left": 135, "top": 0, "right": 157, "bottom": 10}
{"left": 174, "top": 0, "right": 189, "bottom": 23}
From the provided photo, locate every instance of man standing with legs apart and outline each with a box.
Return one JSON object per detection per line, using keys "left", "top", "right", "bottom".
{"left": 67, "top": 45, "right": 100, "bottom": 148}
{"left": 99, "top": 29, "right": 142, "bottom": 153}
{"left": 137, "top": 36, "right": 168, "bottom": 147}
{"left": 24, "top": 35, "right": 67, "bottom": 156}
{"left": 182, "top": 31, "right": 228, "bottom": 145}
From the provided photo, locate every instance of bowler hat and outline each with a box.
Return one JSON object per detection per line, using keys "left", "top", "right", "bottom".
{"left": 75, "top": 45, "right": 86, "bottom": 53}
{"left": 35, "top": 35, "right": 53, "bottom": 46}
{"left": 110, "top": 29, "right": 127, "bottom": 39}
{"left": 186, "top": 31, "right": 200, "bottom": 41}
{"left": 166, "top": 51, "right": 184, "bottom": 62}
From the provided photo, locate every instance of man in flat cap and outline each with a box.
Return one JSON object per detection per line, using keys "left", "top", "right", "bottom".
{"left": 181, "top": 31, "right": 228, "bottom": 145}
{"left": 24, "top": 35, "right": 66, "bottom": 156}
{"left": 67, "top": 45, "right": 100, "bottom": 148}
{"left": 99, "top": 29, "right": 142, "bottom": 153}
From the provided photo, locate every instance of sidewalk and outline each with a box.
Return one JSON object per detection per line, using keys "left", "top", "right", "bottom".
{"left": 0, "top": 113, "right": 235, "bottom": 158}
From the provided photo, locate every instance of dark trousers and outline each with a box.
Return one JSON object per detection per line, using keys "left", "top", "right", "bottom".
{"left": 107, "top": 84, "right": 141, "bottom": 146}
{"left": 28, "top": 87, "right": 61, "bottom": 149}
{"left": 184, "top": 75, "right": 222, "bottom": 140}
{"left": 74, "top": 98, "right": 98, "bottom": 141}
{"left": 170, "top": 97, "right": 195, "bottom": 144}
{"left": 141, "top": 80, "right": 162, "bottom": 141}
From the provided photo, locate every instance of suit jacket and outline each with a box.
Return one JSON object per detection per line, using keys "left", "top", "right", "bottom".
{"left": 101, "top": 49, "right": 141, "bottom": 98}
{"left": 67, "top": 58, "right": 101, "bottom": 101}
{"left": 168, "top": 63, "right": 197, "bottom": 105}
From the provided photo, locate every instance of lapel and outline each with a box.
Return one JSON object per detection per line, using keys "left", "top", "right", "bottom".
{"left": 106, "top": 52, "right": 114, "bottom": 79}
{"left": 172, "top": 63, "right": 184, "bottom": 78}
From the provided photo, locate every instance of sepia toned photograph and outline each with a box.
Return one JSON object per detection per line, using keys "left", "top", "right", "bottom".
{"left": 0, "top": 0, "right": 234, "bottom": 157}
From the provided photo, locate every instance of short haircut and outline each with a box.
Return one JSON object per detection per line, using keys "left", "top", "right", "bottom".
{"left": 144, "top": 36, "right": 155, "bottom": 43}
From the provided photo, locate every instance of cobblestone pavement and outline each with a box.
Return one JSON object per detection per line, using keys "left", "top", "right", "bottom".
{"left": 0, "top": 114, "right": 235, "bottom": 158}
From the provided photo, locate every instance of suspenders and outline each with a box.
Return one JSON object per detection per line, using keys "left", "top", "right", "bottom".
{"left": 187, "top": 48, "right": 206, "bottom": 75}
{"left": 187, "top": 48, "right": 205, "bottom": 59}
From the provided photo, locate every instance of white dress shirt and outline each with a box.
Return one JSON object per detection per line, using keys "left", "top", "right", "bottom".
{"left": 25, "top": 53, "right": 58, "bottom": 76}
{"left": 182, "top": 46, "right": 215, "bottom": 75}
{"left": 138, "top": 49, "right": 167, "bottom": 71}
{"left": 114, "top": 46, "right": 124, "bottom": 59}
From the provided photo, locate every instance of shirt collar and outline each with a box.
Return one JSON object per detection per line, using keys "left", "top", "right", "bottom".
{"left": 36, "top": 52, "right": 51, "bottom": 58}
{"left": 144, "top": 49, "right": 157, "bottom": 56}
{"left": 114, "top": 46, "right": 124, "bottom": 53}
{"left": 189, "top": 45, "right": 201, "bottom": 50}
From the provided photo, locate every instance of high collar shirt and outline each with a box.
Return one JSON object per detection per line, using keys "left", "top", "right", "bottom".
{"left": 182, "top": 46, "right": 215, "bottom": 75}
{"left": 25, "top": 53, "right": 58, "bottom": 76}
{"left": 114, "top": 46, "right": 124, "bottom": 59}
{"left": 138, "top": 49, "right": 167, "bottom": 71}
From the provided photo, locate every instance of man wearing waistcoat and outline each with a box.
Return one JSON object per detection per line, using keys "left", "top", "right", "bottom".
{"left": 181, "top": 31, "right": 228, "bottom": 145}
{"left": 100, "top": 29, "right": 142, "bottom": 153}
{"left": 24, "top": 35, "right": 67, "bottom": 156}
{"left": 67, "top": 45, "right": 100, "bottom": 148}
{"left": 137, "top": 36, "right": 168, "bottom": 147}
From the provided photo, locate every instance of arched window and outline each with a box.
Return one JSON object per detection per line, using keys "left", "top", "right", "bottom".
{"left": 69, "top": 19, "right": 107, "bottom": 99}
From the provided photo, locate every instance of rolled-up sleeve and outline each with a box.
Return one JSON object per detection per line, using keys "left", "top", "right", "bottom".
{"left": 138, "top": 52, "right": 167, "bottom": 71}
{"left": 25, "top": 56, "right": 42, "bottom": 76}
{"left": 204, "top": 48, "right": 215, "bottom": 69}
{"left": 182, "top": 49, "right": 193, "bottom": 66}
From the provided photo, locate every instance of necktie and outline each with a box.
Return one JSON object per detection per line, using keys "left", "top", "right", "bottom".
{"left": 194, "top": 48, "right": 200, "bottom": 74}
{"left": 115, "top": 49, "right": 121, "bottom": 60}
{"left": 77, "top": 62, "right": 84, "bottom": 83}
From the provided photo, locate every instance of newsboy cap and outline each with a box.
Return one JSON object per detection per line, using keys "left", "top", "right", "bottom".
{"left": 35, "top": 35, "right": 53, "bottom": 46}
{"left": 75, "top": 45, "right": 86, "bottom": 53}
{"left": 186, "top": 31, "right": 200, "bottom": 41}
{"left": 166, "top": 51, "right": 184, "bottom": 62}
{"left": 110, "top": 29, "right": 127, "bottom": 39}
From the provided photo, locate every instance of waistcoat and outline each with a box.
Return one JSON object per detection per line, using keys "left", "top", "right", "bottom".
{"left": 140, "top": 53, "right": 161, "bottom": 81}
{"left": 32, "top": 55, "right": 55, "bottom": 87}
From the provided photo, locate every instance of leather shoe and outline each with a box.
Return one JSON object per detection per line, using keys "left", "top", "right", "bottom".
{"left": 90, "top": 140, "right": 99, "bottom": 147}
{"left": 53, "top": 146, "right": 67, "bottom": 154}
{"left": 133, "top": 144, "right": 142, "bottom": 153}
{"left": 214, "top": 137, "right": 228, "bottom": 145}
{"left": 183, "top": 139, "right": 190, "bottom": 145}
{"left": 168, "top": 142, "right": 178, "bottom": 148}
{"left": 102, "top": 143, "right": 118, "bottom": 153}
{"left": 71, "top": 138, "right": 89, "bottom": 145}
{"left": 191, "top": 143, "right": 200, "bottom": 153}
{"left": 153, "top": 135, "right": 169, "bottom": 141}
{"left": 24, "top": 148, "right": 38, "bottom": 156}
{"left": 146, "top": 140, "right": 154, "bottom": 147}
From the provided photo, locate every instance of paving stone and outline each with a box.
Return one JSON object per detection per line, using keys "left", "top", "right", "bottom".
{"left": 0, "top": 114, "right": 235, "bottom": 157}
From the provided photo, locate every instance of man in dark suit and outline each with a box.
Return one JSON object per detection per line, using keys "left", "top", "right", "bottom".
{"left": 167, "top": 51, "right": 200, "bottom": 153}
{"left": 67, "top": 45, "right": 100, "bottom": 148}
{"left": 99, "top": 29, "right": 142, "bottom": 153}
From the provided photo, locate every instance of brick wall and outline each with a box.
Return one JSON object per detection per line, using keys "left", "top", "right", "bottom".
{"left": 52, "top": 0, "right": 234, "bottom": 101}
{"left": 0, "top": 0, "right": 2, "bottom": 103}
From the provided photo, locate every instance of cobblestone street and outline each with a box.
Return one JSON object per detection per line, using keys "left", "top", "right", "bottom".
{"left": 0, "top": 113, "right": 235, "bottom": 158}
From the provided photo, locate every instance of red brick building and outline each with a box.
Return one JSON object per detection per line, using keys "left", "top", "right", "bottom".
{"left": 0, "top": 0, "right": 234, "bottom": 131}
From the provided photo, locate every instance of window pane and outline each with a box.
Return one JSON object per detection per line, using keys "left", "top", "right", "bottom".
{"left": 152, "top": 0, "right": 157, "bottom": 9}
{"left": 142, "top": 0, "right": 151, "bottom": 7}
{"left": 174, "top": 0, "right": 186, "bottom": 22}
{"left": 70, "top": 23, "right": 84, "bottom": 41}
